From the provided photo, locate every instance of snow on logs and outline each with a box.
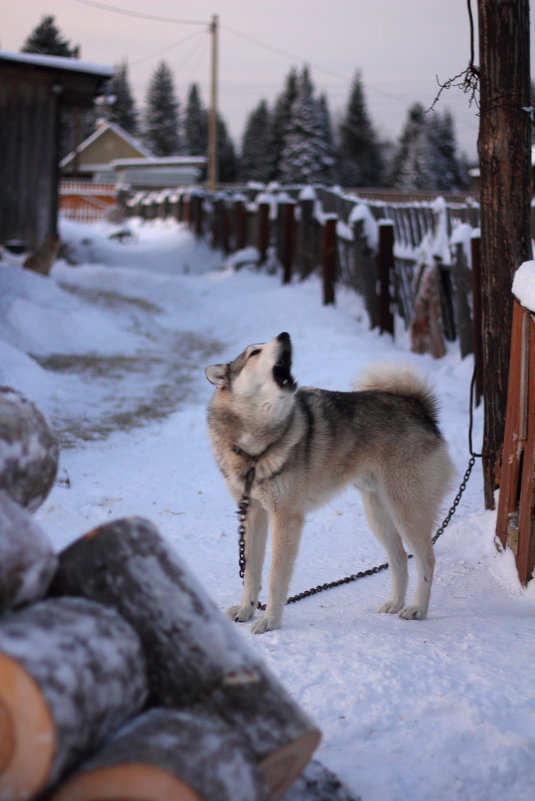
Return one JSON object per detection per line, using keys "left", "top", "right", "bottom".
{"left": 0, "top": 491, "right": 57, "bottom": 612}
{"left": 0, "top": 387, "right": 320, "bottom": 800}
{"left": 51, "top": 516, "right": 322, "bottom": 800}
{"left": 0, "top": 387, "right": 59, "bottom": 512}
{"left": 0, "top": 597, "right": 148, "bottom": 800}
{"left": 50, "top": 707, "right": 268, "bottom": 801}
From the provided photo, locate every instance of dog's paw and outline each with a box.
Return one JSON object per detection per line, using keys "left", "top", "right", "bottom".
{"left": 250, "top": 614, "right": 280, "bottom": 634}
{"left": 225, "top": 603, "right": 255, "bottom": 623}
{"left": 377, "top": 599, "right": 404, "bottom": 614}
{"left": 399, "top": 605, "right": 427, "bottom": 620}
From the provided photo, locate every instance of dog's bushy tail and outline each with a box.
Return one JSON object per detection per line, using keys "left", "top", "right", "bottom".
{"left": 356, "top": 364, "right": 440, "bottom": 427}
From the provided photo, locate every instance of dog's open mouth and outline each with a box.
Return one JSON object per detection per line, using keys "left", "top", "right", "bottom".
{"left": 273, "top": 332, "right": 296, "bottom": 391}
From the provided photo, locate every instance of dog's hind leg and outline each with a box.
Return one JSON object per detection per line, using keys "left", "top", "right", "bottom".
{"left": 226, "top": 500, "right": 268, "bottom": 623}
{"left": 360, "top": 490, "right": 408, "bottom": 615}
{"left": 386, "top": 492, "right": 436, "bottom": 620}
{"left": 250, "top": 510, "right": 304, "bottom": 634}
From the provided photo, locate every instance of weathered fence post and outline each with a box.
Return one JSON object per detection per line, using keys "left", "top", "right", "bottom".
{"left": 257, "top": 201, "right": 270, "bottom": 266}
{"left": 281, "top": 201, "right": 296, "bottom": 285}
{"left": 377, "top": 221, "right": 394, "bottom": 336}
{"left": 322, "top": 215, "right": 337, "bottom": 305}
{"left": 451, "top": 240, "right": 474, "bottom": 359}
{"left": 471, "top": 235, "right": 483, "bottom": 406}
{"left": 297, "top": 191, "right": 316, "bottom": 279}
{"left": 234, "top": 197, "right": 247, "bottom": 251}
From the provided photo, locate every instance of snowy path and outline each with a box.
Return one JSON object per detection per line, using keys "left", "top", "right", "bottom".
{"left": 1, "top": 218, "right": 534, "bottom": 801}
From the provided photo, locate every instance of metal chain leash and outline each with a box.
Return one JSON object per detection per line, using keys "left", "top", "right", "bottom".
{"left": 236, "top": 364, "right": 482, "bottom": 611}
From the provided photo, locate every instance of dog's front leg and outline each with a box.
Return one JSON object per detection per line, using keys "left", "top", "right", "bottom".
{"left": 226, "top": 499, "right": 268, "bottom": 623}
{"left": 250, "top": 511, "right": 304, "bottom": 634}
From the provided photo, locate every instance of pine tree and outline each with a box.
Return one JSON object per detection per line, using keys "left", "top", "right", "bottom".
{"left": 389, "top": 103, "right": 468, "bottom": 191}
{"left": 388, "top": 103, "right": 434, "bottom": 190}
{"left": 278, "top": 67, "right": 329, "bottom": 185}
{"left": 184, "top": 83, "right": 208, "bottom": 156}
{"left": 22, "top": 15, "right": 77, "bottom": 56}
{"left": 106, "top": 61, "right": 138, "bottom": 135}
{"left": 427, "top": 110, "right": 468, "bottom": 191}
{"left": 338, "top": 71, "right": 383, "bottom": 187}
{"left": 266, "top": 68, "right": 298, "bottom": 180}
{"left": 240, "top": 100, "right": 271, "bottom": 182}
{"left": 143, "top": 61, "right": 181, "bottom": 156}
{"left": 217, "top": 114, "right": 238, "bottom": 183}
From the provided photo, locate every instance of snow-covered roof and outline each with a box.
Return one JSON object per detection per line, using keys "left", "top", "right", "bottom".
{"left": 0, "top": 50, "right": 113, "bottom": 78}
{"left": 60, "top": 121, "right": 152, "bottom": 169}
{"left": 112, "top": 156, "right": 207, "bottom": 168}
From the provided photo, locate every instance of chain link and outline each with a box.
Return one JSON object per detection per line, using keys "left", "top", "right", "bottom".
{"left": 238, "top": 454, "right": 478, "bottom": 612}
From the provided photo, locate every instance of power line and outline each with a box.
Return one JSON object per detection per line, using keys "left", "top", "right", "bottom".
{"left": 130, "top": 29, "right": 204, "bottom": 67}
{"left": 71, "top": 0, "right": 207, "bottom": 26}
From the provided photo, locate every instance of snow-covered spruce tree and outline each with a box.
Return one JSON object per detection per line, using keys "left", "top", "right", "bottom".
{"left": 278, "top": 67, "right": 332, "bottom": 185}
{"left": 184, "top": 83, "right": 208, "bottom": 156}
{"left": 143, "top": 61, "right": 181, "bottom": 156}
{"left": 22, "top": 14, "right": 77, "bottom": 56}
{"left": 338, "top": 71, "right": 383, "bottom": 187}
{"left": 427, "top": 110, "right": 469, "bottom": 191}
{"left": 266, "top": 68, "right": 299, "bottom": 181}
{"left": 240, "top": 100, "right": 272, "bottom": 183}
{"left": 106, "top": 61, "right": 138, "bottom": 135}
{"left": 388, "top": 103, "right": 435, "bottom": 190}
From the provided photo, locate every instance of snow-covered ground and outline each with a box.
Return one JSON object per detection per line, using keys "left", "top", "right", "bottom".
{"left": 1, "top": 217, "right": 534, "bottom": 801}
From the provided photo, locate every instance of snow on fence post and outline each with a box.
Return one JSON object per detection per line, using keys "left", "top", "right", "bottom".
{"left": 0, "top": 597, "right": 148, "bottom": 800}
{"left": 50, "top": 517, "right": 322, "bottom": 801}
{"left": 350, "top": 216, "right": 378, "bottom": 328}
{"left": 322, "top": 214, "right": 337, "bottom": 305}
{"left": 377, "top": 221, "right": 394, "bottom": 337}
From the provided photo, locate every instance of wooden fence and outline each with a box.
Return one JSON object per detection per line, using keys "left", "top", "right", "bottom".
{"left": 125, "top": 186, "right": 482, "bottom": 362}
{"left": 59, "top": 181, "right": 117, "bottom": 222}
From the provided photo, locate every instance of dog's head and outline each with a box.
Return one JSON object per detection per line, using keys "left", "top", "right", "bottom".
{"left": 205, "top": 332, "right": 296, "bottom": 401}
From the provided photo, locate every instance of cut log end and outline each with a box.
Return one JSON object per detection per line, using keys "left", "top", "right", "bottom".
{"left": 50, "top": 764, "right": 201, "bottom": 801}
{"left": 0, "top": 652, "right": 54, "bottom": 798}
{"left": 260, "top": 727, "right": 322, "bottom": 801}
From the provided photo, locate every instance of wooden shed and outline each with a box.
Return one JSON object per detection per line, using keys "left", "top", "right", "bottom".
{"left": 0, "top": 51, "right": 112, "bottom": 252}
{"left": 495, "top": 260, "right": 535, "bottom": 585}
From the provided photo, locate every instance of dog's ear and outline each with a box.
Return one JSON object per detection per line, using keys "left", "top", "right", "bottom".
{"left": 205, "top": 364, "right": 228, "bottom": 388}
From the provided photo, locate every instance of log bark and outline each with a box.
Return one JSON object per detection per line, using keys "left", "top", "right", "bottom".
{"left": 477, "top": 0, "right": 532, "bottom": 507}
{"left": 0, "top": 387, "right": 58, "bottom": 512}
{"left": 0, "top": 597, "right": 148, "bottom": 799}
{"left": 51, "top": 517, "right": 321, "bottom": 800}
{"left": 49, "top": 706, "right": 268, "bottom": 801}
{"left": 0, "top": 491, "right": 57, "bottom": 613}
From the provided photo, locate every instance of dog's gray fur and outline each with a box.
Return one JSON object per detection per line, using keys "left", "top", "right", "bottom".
{"left": 206, "top": 333, "right": 454, "bottom": 633}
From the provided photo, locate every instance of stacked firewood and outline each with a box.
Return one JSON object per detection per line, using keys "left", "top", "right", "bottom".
{"left": 0, "top": 387, "right": 360, "bottom": 801}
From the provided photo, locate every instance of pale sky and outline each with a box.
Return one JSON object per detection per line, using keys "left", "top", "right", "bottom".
{"left": 2, "top": 0, "right": 533, "bottom": 161}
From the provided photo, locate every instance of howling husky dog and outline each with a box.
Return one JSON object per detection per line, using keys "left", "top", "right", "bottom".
{"left": 206, "top": 332, "right": 454, "bottom": 634}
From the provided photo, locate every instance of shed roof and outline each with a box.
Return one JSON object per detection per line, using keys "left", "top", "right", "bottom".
{"left": 0, "top": 50, "right": 112, "bottom": 106}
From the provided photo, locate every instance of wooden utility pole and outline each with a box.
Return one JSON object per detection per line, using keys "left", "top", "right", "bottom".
{"left": 207, "top": 14, "right": 218, "bottom": 190}
{"left": 477, "top": 0, "right": 532, "bottom": 508}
